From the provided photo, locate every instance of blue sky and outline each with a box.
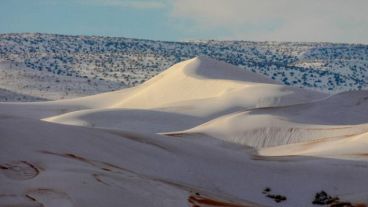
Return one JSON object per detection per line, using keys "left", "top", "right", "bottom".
{"left": 1, "top": 0, "right": 368, "bottom": 43}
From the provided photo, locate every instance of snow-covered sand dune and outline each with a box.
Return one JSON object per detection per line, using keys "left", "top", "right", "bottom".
{"left": 44, "top": 56, "right": 326, "bottom": 132}
{"left": 3, "top": 116, "right": 368, "bottom": 207}
{"left": 172, "top": 90, "right": 368, "bottom": 149}
{"left": 2, "top": 57, "right": 368, "bottom": 206}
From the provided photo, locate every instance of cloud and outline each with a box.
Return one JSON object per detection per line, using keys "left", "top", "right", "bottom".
{"left": 169, "top": 0, "right": 368, "bottom": 43}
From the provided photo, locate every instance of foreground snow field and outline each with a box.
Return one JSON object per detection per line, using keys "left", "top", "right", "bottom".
{"left": 1, "top": 57, "right": 368, "bottom": 206}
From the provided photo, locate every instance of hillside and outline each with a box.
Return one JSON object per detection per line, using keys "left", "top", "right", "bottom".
{"left": 1, "top": 33, "right": 368, "bottom": 101}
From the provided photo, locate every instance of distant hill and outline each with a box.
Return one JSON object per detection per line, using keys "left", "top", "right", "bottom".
{"left": 1, "top": 33, "right": 368, "bottom": 101}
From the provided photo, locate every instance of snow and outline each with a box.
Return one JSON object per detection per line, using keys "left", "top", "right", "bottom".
{"left": 2, "top": 57, "right": 368, "bottom": 206}
{"left": 44, "top": 57, "right": 326, "bottom": 132}
{"left": 1, "top": 33, "right": 368, "bottom": 101}
{"left": 0, "top": 62, "right": 123, "bottom": 101}
{"left": 174, "top": 90, "right": 368, "bottom": 148}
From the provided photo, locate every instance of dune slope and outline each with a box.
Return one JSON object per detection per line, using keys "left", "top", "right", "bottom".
{"left": 45, "top": 56, "right": 326, "bottom": 132}
{"left": 170, "top": 90, "right": 368, "bottom": 149}
{"left": 3, "top": 56, "right": 368, "bottom": 206}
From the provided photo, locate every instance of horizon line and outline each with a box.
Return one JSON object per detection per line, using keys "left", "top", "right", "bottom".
{"left": 2, "top": 32, "right": 367, "bottom": 46}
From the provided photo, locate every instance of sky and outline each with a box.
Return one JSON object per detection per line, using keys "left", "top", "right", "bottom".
{"left": 1, "top": 0, "right": 368, "bottom": 43}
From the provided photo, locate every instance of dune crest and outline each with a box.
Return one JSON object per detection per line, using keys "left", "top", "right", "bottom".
{"left": 45, "top": 57, "right": 326, "bottom": 132}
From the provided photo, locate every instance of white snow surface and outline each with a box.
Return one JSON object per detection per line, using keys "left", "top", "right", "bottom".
{"left": 2, "top": 57, "right": 368, "bottom": 207}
